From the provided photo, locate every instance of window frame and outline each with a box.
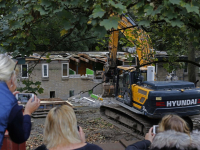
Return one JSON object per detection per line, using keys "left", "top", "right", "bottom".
{"left": 42, "top": 64, "right": 49, "bottom": 77}
{"left": 21, "top": 64, "right": 28, "bottom": 78}
{"left": 62, "top": 63, "right": 69, "bottom": 77}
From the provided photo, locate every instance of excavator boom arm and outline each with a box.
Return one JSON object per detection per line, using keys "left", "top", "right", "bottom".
{"left": 109, "top": 14, "right": 153, "bottom": 67}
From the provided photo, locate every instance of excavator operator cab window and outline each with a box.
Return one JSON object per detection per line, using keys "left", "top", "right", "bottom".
{"left": 123, "top": 73, "right": 130, "bottom": 85}
{"left": 118, "top": 74, "right": 124, "bottom": 97}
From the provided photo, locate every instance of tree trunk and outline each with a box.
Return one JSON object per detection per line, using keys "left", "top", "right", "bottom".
{"left": 188, "top": 44, "right": 196, "bottom": 83}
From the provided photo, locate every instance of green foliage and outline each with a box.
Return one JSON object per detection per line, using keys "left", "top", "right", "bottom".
{"left": 100, "top": 16, "right": 120, "bottom": 30}
{"left": 95, "top": 46, "right": 100, "bottom": 51}
{"left": 92, "top": 5, "right": 105, "bottom": 18}
{"left": 125, "top": 53, "right": 134, "bottom": 66}
{"left": 169, "top": 0, "right": 181, "bottom": 5}
{"left": 131, "top": 0, "right": 200, "bottom": 59}
{"left": 0, "top": 0, "right": 127, "bottom": 55}
{"left": 138, "top": 20, "right": 150, "bottom": 27}
{"left": 17, "top": 79, "right": 44, "bottom": 95}
{"left": 183, "top": 3, "right": 199, "bottom": 14}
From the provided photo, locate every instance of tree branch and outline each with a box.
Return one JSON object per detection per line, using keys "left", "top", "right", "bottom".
{"left": 108, "top": 25, "right": 138, "bottom": 33}
{"left": 69, "top": 36, "right": 97, "bottom": 43}
{"left": 135, "top": 59, "right": 200, "bottom": 69}
{"left": 151, "top": 20, "right": 166, "bottom": 24}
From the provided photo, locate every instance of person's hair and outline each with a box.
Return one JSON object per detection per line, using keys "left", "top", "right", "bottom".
{"left": 0, "top": 54, "right": 19, "bottom": 83}
{"left": 43, "top": 105, "right": 81, "bottom": 149}
{"left": 158, "top": 114, "right": 190, "bottom": 135}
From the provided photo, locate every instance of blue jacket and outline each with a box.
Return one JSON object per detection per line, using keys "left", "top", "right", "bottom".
{"left": 0, "top": 82, "right": 17, "bottom": 147}
{"left": 0, "top": 82, "right": 31, "bottom": 149}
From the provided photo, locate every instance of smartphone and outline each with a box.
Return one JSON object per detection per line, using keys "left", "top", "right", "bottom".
{"left": 153, "top": 125, "right": 159, "bottom": 134}
{"left": 77, "top": 126, "right": 80, "bottom": 131}
{"left": 16, "top": 93, "right": 34, "bottom": 103}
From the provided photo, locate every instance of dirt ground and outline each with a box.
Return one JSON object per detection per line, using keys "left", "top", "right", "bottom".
{"left": 26, "top": 106, "right": 136, "bottom": 150}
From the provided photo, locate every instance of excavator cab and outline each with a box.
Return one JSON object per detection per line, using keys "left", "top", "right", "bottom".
{"left": 115, "top": 66, "right": 147, "bottom": 106}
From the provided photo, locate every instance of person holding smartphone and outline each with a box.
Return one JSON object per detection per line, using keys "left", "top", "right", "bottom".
{"left": 125, "top": 114, "right": 200, "bottom": 150}
{"left": 0, "top": 54, "right": 40, "bottom": 149}
{"left": 35, "top": 105, "right": 102, "bottom": 150}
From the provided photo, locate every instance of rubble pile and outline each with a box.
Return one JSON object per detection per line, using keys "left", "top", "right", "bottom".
{"left": 68, "top": 94, "right": 116, "bottom": 108}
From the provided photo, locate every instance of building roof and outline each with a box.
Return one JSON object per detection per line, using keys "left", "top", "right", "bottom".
{"left": 17, "top": 49, "right": 187, "bottom": 64}
{"left": 24, "top": 52, "right": 134, "bottom": 64}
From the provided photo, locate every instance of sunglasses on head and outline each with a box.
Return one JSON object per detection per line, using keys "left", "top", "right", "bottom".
{"left": 10, "top": 59, "right": 18, "bottom": 78}
{"left": 13, "top": 60, "right": 18, "bottom": 71}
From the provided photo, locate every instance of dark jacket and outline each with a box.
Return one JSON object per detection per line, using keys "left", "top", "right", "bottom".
{"left": 0, "top": 82, "right": 31, "bottom": 149}
{"left": 35, "top": 143, "right": 103, "bottom": 150}
{"left": 126, "top": 130, "right": 200, "bottom": 150}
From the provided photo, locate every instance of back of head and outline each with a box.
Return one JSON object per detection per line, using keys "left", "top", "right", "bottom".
{"left": 158, "top": 114, "right": 190, "bottom": 135}
{"left": 43, "top": 105, "right": 81, "bottom": 149}
{"left": 0, "top": 54, "right": 18, "bottom": 82}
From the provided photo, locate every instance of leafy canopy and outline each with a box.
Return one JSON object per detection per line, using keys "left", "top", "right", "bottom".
{"left": 132, "top": 0, "right": 200, "bottom": 53}
{"left": 0, "top": 0, "right": 130, "bottom": 56}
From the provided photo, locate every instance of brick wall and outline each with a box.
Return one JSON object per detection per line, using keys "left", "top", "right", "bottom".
{"left": 156, "top": 63, "right": 185, "bottom": 81}
{"left": 156, "top": 63, "right": 200, "bottom": 87}
{"left": 17, "top": 60, "right": 103, "bottom": 99}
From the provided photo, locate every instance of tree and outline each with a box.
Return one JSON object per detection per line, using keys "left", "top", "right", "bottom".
{"left": 130, "top": 0, "right": 200, "bottom": 83}
{"left": 0, "top": 0, "right": 130, "bottom": 56}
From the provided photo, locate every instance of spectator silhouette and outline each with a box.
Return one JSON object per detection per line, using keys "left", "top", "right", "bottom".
{"left": 126, "top": 114, "right": 200, "bottom": 150}
{"left": 35, "top": 105, "right": 102, "bottom": 150}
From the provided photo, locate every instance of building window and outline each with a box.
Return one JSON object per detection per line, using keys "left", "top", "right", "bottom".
{"left": 42, "top": 64, "right": 48, "bottom": 77}
{"left": 62, "top": 63, "right": 69, "bottom": 77}
{"left": 21, "top": 64, "right": 28, "bottom": 78}
{"left": 69, "top": 90, "right": 74, "bottom": 97}
{"left": 50, "top": 91, "right": 55, "bottom": 98}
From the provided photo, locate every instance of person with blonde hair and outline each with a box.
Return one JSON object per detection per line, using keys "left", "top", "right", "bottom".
{"left": 35, "top": 105, "right": 103, "bottom": 150}
{"left": 0, "top": 54, "right": 40, "bottom": 149}
{"left": 126, "top": 114, "right": 200, "bottom": 150}
{"left": 158, "top": 114, "right": 190, "bottom": 135}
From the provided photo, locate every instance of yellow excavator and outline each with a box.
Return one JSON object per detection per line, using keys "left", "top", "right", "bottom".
{"left": 102, "top": 13, "right": 153, "bottom": 97}
{"left": 100, "top": 14, "right": 200, "bottom": 139}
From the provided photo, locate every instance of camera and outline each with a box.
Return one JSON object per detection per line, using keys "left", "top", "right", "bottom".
{"left": 15, "top": 93, "right": 34, "bottom": 103}
{"left": 153, "top": 125, "right": 159, "bottom": 134}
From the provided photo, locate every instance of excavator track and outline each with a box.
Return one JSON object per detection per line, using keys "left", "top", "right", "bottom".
{"left": 190, "top": 115, "right": 200, "bottom": 130}
{"left": 100, "top": 104, "right": 200, "bottom": 139}
{"left": 100, "top": 104, "right": 159, "bottom": 140}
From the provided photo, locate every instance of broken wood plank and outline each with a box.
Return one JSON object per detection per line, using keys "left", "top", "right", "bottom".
{"left": 70, "top": 56, "right": 80, "bottom": 63}
{"left": 79, "top": 57, "right": 89, "bottom": 63}
{"left": 96, "top": 57, "right": 107, "bottom": 62}
{"left": 82, "top": 54, "right": 97, "bottom": 62}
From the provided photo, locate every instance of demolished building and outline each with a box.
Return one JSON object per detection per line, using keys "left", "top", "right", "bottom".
{"left": 16, "top": 51, "right": 192, "bottom": 99}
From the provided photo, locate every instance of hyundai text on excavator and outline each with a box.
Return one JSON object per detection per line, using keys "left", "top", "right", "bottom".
{"left": 100, "top": 14, "right": 200, "bottom": 139}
